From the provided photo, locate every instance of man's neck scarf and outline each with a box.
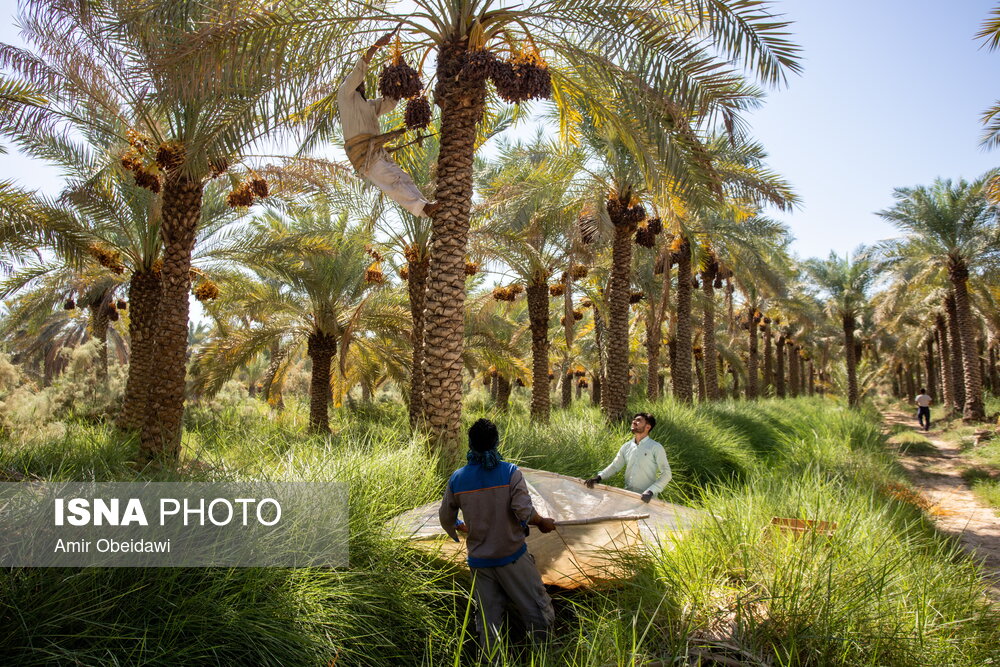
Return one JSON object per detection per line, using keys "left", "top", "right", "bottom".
{"left": 467, "top": 448, "right": 504, "bottom": 471}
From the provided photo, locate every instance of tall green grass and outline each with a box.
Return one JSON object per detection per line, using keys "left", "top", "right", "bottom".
{"left": 1, "top": 395, "right": 997, "bottom": 665}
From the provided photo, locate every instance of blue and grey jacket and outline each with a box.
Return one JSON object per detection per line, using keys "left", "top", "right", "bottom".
{"left": 439, "top": 461, "right": 536, "bottom": 568}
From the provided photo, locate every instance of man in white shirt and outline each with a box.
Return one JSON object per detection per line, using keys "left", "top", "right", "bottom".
{"left": 337, "top": 30, "right": 438, "bottom": 218}
{"left": 915, "top": 388, "right": 933, "bottom": 432}
{"left": 585, "top": 412, "right": 672, "bottom": 503}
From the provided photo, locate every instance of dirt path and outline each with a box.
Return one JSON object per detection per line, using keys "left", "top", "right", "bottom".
{"left": 883, "top": 410, "right": 1000, "bottom": 598}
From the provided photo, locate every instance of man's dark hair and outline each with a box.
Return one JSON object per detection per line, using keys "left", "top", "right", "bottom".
{"left": 469, "top": 418, "right": 500, "bottom": 452}
{"left": 634, "top": 412, "right": 656, "bottom": 430}
{"left": 919, "top": 387, "right": 926, "bottom": 393}
{"left": 356, "top": 82, "right": 367, "bottom": 100}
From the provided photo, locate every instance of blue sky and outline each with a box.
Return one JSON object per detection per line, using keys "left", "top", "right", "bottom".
{"left": 0, "top": 1, "right": 997, "bottom": 261}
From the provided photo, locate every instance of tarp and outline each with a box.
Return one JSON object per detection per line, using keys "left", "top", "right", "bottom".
{"left": 387, "top": 468, "right": 707, "bottom": 589}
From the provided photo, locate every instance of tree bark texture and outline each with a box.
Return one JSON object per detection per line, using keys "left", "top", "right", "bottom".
{"left": 604, "top": 219, "right": 634, "bottom": 421}
{"left": 945, "top": 293, "right": 966, "bottom": 413}
{"left": 672, "top": 239, "right": 693, "bottom": 402}
{"left": 923, "top": 336, "right": 936, "bottom": 400}
{"left": 562, "top": 271, "right": 574, "bottom": 409}
{"left": 746, "top": 308, "right": 759, "bottom": 400}
{"left": 647, "top": 255, "right": 673, "bottom": 400}
{"left": 307, "top": 331, "right": 336, "bottom": 434}
{"left": 120, "top": 270, "right": 162, "bottom": 431}
{"left": 762, "top": 322, "right": 773, "bottom": 395}
{"left": 591, "top": 373, "right": 601, "bottom": 407}
{"left": 496, "top": 376, "right": 511, "bottom": 412}
{"left": 406, "top": 257, "right": 429, "bottom": 428}
{"left": 936, "top": 315, "right": 954, "bottom": 414}
{"left": 89, "top": 304, "right": 110, "bottom": 386}
{"left": 949, "top": 263, "right": 985, "bottom": 420}
{"left": 526, "top": 282, "right": 551, "bottom": 423}
{"left": 786, "top": 342, "right": 800, "bottom": 398}
{"left": 260, "top": 341, "right": 287, "bottom": 411}
{"left": 843, "top": 317, "right": 858, "bottom": 407}
{"left": 594, "top": 307, "right": 607, "bottom": 409}
{"left": 423, "top": 42, "right": 487, "bottom": 451}
{"left": 139, "top": 175, "right": 202, "bottom": 463}
{"left": 701, "top": 269, "right": 719, "bottom": 400}
{"left": 775, "top": 334, "right": 787, "bottom": 398}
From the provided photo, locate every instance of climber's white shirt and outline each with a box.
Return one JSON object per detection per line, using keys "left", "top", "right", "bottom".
{"left": 337, "top": 56, "right": 428, "bottom": 217}
{"left": 598, "top": 436, "right": 672, "bottom": 496}
{"left": 337, "top": 56, "right": 398, "bottom": 140}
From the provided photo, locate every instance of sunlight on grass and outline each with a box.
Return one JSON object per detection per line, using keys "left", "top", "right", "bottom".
{"left": 1, "top": 396, "right": 998, "bottom": 665}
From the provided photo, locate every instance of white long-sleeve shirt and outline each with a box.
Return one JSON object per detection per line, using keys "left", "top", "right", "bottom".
{"left": 336, "top": 56, "right": 399, "bottom": 140}
{"left": 597, "top": 436, "right": 672, "bottom": 496}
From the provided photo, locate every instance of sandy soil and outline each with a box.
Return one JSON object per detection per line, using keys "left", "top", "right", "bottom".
{"left": 883, "top": 410, "right": 1000, "bottom": 599}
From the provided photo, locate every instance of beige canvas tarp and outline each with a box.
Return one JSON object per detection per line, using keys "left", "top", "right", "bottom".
{"left": 387, "top": 468, "right": 707, "bottom": 589}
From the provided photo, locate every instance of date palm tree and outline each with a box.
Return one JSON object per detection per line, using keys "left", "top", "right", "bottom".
{"left": 0, "top": 0, "right": 329, "bottom": 461}
{"left": 804, "top": 249, "right": 876, "bottom": 408}
{"left": 877, "top": 176, "right": 1000, "bottom": 421}
{"left": 220, "top": 0, "right": 800, "bottom": 447}
{"left": 476, "top": 138, "right": 580, "bottom": 422}
{"left": 193, "top": 204, "right": 405, "bottom": 434}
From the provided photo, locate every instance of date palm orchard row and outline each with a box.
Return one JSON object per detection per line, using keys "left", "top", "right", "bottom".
{"left": 0, "top": 0, "right": 803, "bottom": 458}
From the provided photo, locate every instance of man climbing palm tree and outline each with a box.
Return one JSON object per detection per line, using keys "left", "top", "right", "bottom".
{"left": 338, "top": 29, "right": 438, "bottom": 218}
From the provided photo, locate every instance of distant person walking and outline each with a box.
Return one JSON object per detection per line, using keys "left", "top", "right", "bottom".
{"left": 585, "top": 412, "right": 671, "bottom": 502}
{"left": 439, "top": 418, "right": 556, "bottom": 651}
{"left": 915, "top": 388, "right": 933, "bottom": 431}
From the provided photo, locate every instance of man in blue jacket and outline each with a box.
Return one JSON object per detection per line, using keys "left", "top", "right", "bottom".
{"left": 439, "top": 418, "right": 556, "bottom": 649}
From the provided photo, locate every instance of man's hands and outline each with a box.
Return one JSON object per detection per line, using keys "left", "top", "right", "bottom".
{"left": 529, "top": 513, "right": 557, "bottom": 534}
{"left": 584, "top": 475, "right": 601, "bottom": 489}
{"left": 364, "top": 27, "right": 399, "bottom": 62}
{"left": 640, "top": 491, "right": 653, "bottom": 504}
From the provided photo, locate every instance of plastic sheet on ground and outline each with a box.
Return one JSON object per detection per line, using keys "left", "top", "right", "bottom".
{"left": 386, "top": 467, "right": 707, "bottom": 589}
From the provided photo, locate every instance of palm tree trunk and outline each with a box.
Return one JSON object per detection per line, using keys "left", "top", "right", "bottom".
{"left": 594, "top": 307, "right": 607, "bottom": 408}
{"left": 923, "top": 336, "right": 937, "bottom": 401}
{"left": 139, "top": 175, "right": 202, "bottom": 463}
{"left": 407, "top": 257, "right": 429, "bottom": 427}
{"left": 496, "top": 376, "right": 511, "bottom": 412}
{"left": 775, "top": 334, "right": 787, "bottom": 398}
{"left": 936, "top": 315, "right": 954, "bottom": 414}
{"left": 788, "top": 342, "right": 800, "bottom": 399}
{"left": 729, "top": 363, "right": 739, "bottom": 399}
{"left": 949, "top": 263, "right": 985, "bottom": 420}
{"left": 725, "top": 279, "right": 735, "bottom": 336}
{"left": 701, "top": 269, "right": 719, "bottom": 400}
{"left": 120, "top": 270, "right": 161, "bottom": 431}
{"left": 307, "top": 331, "right": 336, "bottom": 434}
{"left": 672, "top": 239, "right": 693, "bottom": 402}
{"left": 808, "top": 360, "right": 815, "bottom": 396}
{"left": 647, "top": 253, "right": 673, "bottom": 400}
{"left": 695, "top": 353, "right": 706, "bottom": 402}
{"left": 591, "top": 372, "right": 601, "bottom": 406}
{"left": 763, "top": 321, "right": 774, "bottom": 395}
{"left": 561, "top": 371, "right": 573, "bottom": 408}
{"left": 422, "top": 42, "right": 487, "bottom": 451}
{"left": 604, "top": 219, "right": 634, "bottom": 421}
{"left": 89, "top": 304, "right": 110, "bottom": 385}
{"left": 527, "top": 282, "right": 551, "bottom": 422}
{"left": 990, "top": 342, "right": 999, "bottom": 396}
{"left": 261, "top": 341, "right": 287, "bottom": 411}
{"left": 746, "top": 308, "right": 759, "bottom": 399}
{"left": 945, "top": 293, "right": 966, "bottom": 413}
{"left": 843, "top": 317, "right": 858, "bottom": 407}
{"left": 562, "top": 271, "right": 574, "bottom": 409}
{"left": 799, "top": 352, "right": 808, "bottom": 397}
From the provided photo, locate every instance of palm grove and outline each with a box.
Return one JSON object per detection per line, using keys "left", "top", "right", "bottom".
{"left": 1, "top": 0, "right": 999, "bottom": 467}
